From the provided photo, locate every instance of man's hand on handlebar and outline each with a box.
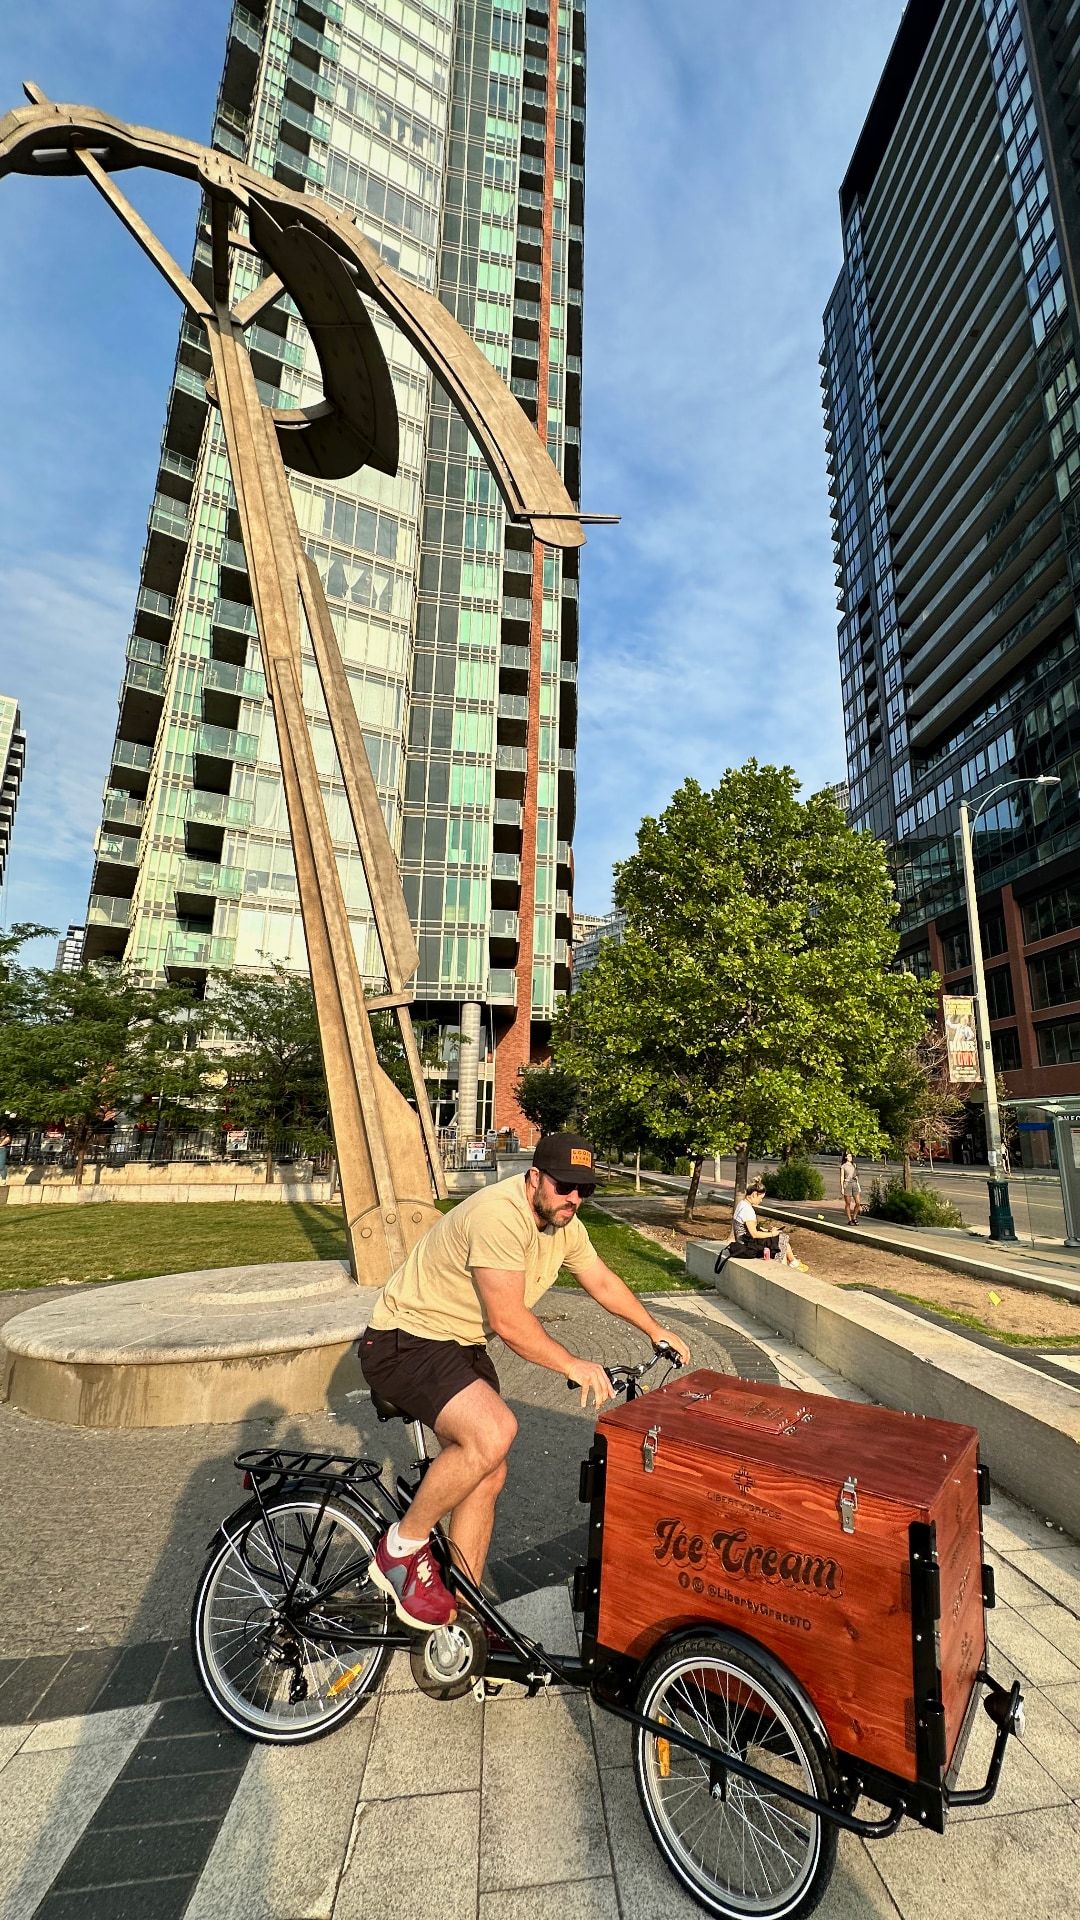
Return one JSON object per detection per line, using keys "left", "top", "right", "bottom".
{"left": 565, "top": 1356, "right": 618, "bottom": 1409}
{"left": 652, "top": 1329, "right": 691, "bottom": 1368}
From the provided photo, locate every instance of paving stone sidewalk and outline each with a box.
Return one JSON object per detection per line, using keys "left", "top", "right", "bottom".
{"left": 3, "top": 1292, "right": 1080, "bottom": 1916}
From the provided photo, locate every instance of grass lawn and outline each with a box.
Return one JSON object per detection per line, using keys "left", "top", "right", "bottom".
{"left": 0, "top": 1203, "right": 348, "bottom": 1291}
{"left": 0, "top": 1193, "right": 702, "bottom": 1294}
{"left": 558, "top": 1203, "right": 704, "bottom": 1293}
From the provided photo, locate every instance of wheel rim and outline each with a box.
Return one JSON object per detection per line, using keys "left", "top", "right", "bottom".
{"left": 640, "top": 1653, "right": 822, "bottom": 1917}
{"left": 199, "top": 1500, "right": 388, "bottom": 1734}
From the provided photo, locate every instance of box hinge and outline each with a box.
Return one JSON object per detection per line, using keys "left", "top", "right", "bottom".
{"left": 642, "top": 1423, "right": 661, "bottom": 1473}
{"left": 977, "top": 1462, "right": 991, "bottom": 1508}
{"left": 571, "top": 1565, "right": 590, "bottom": 1613}
{"left": 911, "top": 1546, "right": 942, "bottom": 1622}
{"left": 981, "top": 1562, "right": 996, "bottom": 1609}
{"left": 837, "top": 1475, "right": 858, "bottom": 1534}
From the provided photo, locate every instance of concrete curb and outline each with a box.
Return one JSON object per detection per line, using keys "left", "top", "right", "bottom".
{"left": 687, "top": 1238, "right": 1080, "bottom": 1536}
{"left": 738, "top": 1198, "right": 1080, "bottom": 1304}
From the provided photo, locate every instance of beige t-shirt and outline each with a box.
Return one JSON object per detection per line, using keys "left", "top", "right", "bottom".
{"left": 369, "top": 1172, "right": 598, "bottom": 1346}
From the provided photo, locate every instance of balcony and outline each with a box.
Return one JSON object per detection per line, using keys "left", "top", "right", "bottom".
{"left": 558, "top": 748, "right": 575, "bottom": 770}
{"left": 185, "top": 790, "right": 255, "bottom": 830}
{"left": 280, "top": 97, "right": 331, "bottom": 144}
{"left": 110, "top": 739, "right": 153, "bottom": 794}
{"left": 490, "top": 910, "right": 520, "bottom": 940}
{"left": 230, "top": 5, "right": 262, "bottom": 55}
{"left": 560, "top": 659, "right": 577, "bottom": 684}
{"left": 247, "top": 322, "right": 305, "bottom": 369}
{"left": 487, "top": 969, "right": 518, "bottom": 1006}
{"left": 556, "top": 839, "right": 572, "bottom": 869}
{"left": 195, "top": 722, "right": 259, "bottom": 763}
{"left": 175, "top": 858, "right": 245, "bottom": 900}
{"left": 500, "top": 643, "right": 530, "bottom": 672}
{"left": 95, "top": 832, "right": 140, "bottom": 867}
{"left": 165, "top": 931, "right": 236, "bottom": 975}
{"left": 496, "top": 746, "right": 527, "bottom": 773}
{"left": 221, "top": 537, "right": 249, "bottom": 576}
{"left": 102, "top": 793, "right": 145, "bottom": 833}
{"left": 492, "top": 853, "right": 521, "bottom": 882}
{"left": 502, "top": 596, "right": 532, "bottom": 625}
{"left": 205, "top": 659, "right": 266, "bottom": 700}
{"left": 291, "top": 17, "right": 341, "bottom": 60}
{"left": 124, "top": 659, "right": 165, "bottom": 698}
{"left": 498, "top": 693, "right": 528, "bottom": 722}
{"left": 87, "top": 895, "right": 131, "bottom": 930}
{"left": 286, "top": 54, "right": 335, "bottom": 102}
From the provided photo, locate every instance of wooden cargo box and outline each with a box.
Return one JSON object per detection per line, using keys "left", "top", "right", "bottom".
{"left": 589, "top": 1371, "right": 989, "bottom": 1792}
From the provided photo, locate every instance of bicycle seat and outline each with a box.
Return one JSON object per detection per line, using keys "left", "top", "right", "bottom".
{"left": 370, "top": 1389, "right": 416, "bottom": 1424}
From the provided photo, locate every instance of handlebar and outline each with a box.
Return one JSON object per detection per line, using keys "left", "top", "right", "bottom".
{"left": 566, "top": 1340, "right": 684, "bottom": 1396}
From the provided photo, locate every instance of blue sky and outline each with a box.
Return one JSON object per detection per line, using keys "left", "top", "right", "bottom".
{"left": 0, "top": 0, "right": 902, "bottom": 955}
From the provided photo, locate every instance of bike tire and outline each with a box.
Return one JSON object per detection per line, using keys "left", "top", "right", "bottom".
{"left": 632, "top": 1631, "right": 838, "bottom": 1920}
{"left": 192, "top": 1491, "right": 391, "bottom": 1744}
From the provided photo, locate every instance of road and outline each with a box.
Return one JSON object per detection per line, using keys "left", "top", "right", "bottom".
{"left": 709, "top": 1154, "right": 1069, "bottom": 1245}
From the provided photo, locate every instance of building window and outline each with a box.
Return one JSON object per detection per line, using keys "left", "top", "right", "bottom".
{"left": 1022, "top": 882, "right": 1080, "bottom": 943}
{"left": 1028, "top": 942, "right": 1080, "bottom": 1010}
{"left": 897, "top": 945, "right": 932, "bottom": 979}
{"left": 982, "top": 908, "right": 1008, "bottom": 957}
{"left": 992, "top": 1027, "right": 1022, "bottom": 1071}
{"left": 941, "top": 927, "right": 970, "bottom": 972}
{"left": 1037, "top": 1017, "right": 1080, "bottom": 1066}
{"left": 986, "top": 964, "right": 1015, "bottom": 1020}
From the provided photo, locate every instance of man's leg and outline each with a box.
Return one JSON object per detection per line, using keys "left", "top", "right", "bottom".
{"left": 400, "top": 1378, "right": 517, "bottom": 1555}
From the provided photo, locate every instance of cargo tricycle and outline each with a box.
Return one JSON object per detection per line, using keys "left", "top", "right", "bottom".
{"left": 193, "top": 1347, "right": 1023, "bottom": 1918}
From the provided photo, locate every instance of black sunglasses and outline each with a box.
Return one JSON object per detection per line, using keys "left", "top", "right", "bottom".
{"left": 550, "top": 1177, "right": 596, "bottom": 1199}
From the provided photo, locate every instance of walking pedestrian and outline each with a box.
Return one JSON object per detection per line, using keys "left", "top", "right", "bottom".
{"left": 839, "top": 1150, "right": 861, "bottom": 1225}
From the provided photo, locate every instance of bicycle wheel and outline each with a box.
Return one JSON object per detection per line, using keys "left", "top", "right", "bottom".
{"left": 632, "top": 1632, "right": 838, "bottom": 1920}
{"left": 192, "top": 1493, "right": 391, "bottom": 1743}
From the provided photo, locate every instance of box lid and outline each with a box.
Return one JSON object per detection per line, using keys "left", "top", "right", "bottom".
{"left": 597, "top": 1370, "right": 979, "bottom": 1508}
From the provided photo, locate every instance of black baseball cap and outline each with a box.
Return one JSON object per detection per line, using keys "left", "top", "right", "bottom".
{"left": 531, "top": 1133, "right": 600, "bottom": 1183}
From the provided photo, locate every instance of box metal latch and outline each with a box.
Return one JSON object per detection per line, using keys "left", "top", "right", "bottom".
{"left": 838, "top": 1475, "right": 859, "bottom": 1534}
{"left": 642, "top": 1423, "right": 661, "bottom": 1473}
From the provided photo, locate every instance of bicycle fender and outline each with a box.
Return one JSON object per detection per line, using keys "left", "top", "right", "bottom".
{"left": 636, "top": 1623, "right": 834, "bottom": 1763}
{"left": 206, "top": 1496, "right": 263, "bottom": 1551}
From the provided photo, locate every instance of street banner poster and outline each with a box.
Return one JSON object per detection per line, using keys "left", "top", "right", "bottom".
{"left": 943, "top": 994, "right": 979, "bottom": 1083}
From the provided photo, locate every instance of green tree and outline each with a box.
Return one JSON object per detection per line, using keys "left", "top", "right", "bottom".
{"left": 873, "top": 1024, "right": 965, "bottom": 1188}
{"left": 0, "top": 958, "right": 207, "bottom": 1183}
{"left": 555, "top": 765, "right": 931, "bottom": 1220}
{"left": 207, "top": 967, "right": 332, "bottom": 1180}
{"left": 515, "top": 1062, "right": 580, "bottom": 1136}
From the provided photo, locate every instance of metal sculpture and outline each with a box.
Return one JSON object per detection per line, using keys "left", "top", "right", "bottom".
{"left": 0, "top": 88, "right": 592, "bottom": 1281}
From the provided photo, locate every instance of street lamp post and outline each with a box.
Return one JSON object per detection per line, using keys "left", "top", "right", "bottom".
{"left": 956, "top": 775, "right": 1060, "bottom": 1240}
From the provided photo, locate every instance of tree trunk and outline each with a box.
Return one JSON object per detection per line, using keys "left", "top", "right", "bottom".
{"left": 902, "top": 1151, "right": 912, "bottom": 1191}
{"left": 634, "top": 1146, "right": 641, "bottom": 1194}
{"left": 74, "top": 1127, "right": 87, "bottom": 1188}
{"left": 683, "top": 1154, "right": 703, "bottom": 1221}
{"left": 265, "top": 1141, "right": 275, "bottom": 1185}
{"left": 733, "top": 1141, "right": 750, "bottom": 1218}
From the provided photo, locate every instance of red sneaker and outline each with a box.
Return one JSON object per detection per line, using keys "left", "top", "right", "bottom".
{"left": 369, "top": 1532, "right": 457, "bottom": 1631}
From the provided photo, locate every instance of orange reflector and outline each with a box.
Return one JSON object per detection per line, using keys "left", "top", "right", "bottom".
{"left": 328, "top": 1662, "right": 365, "bottom": 1698}
{"left": 657, "top": 1713, "right": 671, "bottom": 1778}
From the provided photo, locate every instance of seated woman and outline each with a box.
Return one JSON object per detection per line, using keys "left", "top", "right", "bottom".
{"left": 730, "top": 1180, "right": 807, "bottom": 1270}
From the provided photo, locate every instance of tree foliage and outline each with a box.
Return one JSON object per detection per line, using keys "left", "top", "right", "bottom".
{"left": 555, "top": 765, "right": 932, "bottom": 1217}
{"left": 207, "top": 967, "right": 332, "bottom": 1177}
{"left": 515, "top": 1062, "right": 580, "bottom": 1135}
{"left": 873, "top": 1025, "right": 965, "bottom": 1187}
{"left": 0, "top": 938, "right": 208, "bottom": 1182}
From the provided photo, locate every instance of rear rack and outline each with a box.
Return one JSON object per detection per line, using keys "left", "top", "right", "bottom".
{"left": 234, "top": 1448, "right": 385, "bottom": 1495}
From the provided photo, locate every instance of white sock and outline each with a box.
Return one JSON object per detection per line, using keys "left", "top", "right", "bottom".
{"left": 387, "top": 1521, "right": 428, "bottom": 1558}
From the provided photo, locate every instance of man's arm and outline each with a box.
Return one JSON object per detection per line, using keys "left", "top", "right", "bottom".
{"left": 471, "top": 1266, "right": 614, "bottom": 1406}
{"left": 573, "top": 1258, "right": 691, "bottom": 1365}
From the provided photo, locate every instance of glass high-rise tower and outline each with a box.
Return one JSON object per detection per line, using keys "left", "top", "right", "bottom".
{"left": 85, "top": 0, "right": 584, "bottom": 1140}
{"left": 0, "top": 696, "right": 26, "bottom": 892}
{"left": 822, "top": 0, "right": 1080, "bottom": 1112}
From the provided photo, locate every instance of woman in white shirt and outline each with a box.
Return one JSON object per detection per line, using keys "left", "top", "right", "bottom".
{"left": 730, "top": 1181, "right": 806, "bottom": 1270}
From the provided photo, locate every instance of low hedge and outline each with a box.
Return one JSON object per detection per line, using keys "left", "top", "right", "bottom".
{"left": 867, "top": 1178, "right": 963, "bottom": 1227}
{"left": 762, "top": 1162, "right": 825, "bottom": 1201}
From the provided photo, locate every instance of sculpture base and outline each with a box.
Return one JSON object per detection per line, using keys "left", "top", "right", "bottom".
{"left": 1, "top": 1263, "right": 380, "bottom": 1429}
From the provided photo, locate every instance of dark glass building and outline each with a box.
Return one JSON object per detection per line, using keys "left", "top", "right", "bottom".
{"left": 822, "top": 0, "right": 1080, "bottom": 1114}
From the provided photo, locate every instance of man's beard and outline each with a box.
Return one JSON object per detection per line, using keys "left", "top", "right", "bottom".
{"left": 531, "top": 1189, "right": 577, "bottom": 1229}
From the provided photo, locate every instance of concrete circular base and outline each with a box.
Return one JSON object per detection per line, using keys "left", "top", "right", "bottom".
{"left": 0, "top": 1263, "right": 380, "bottom": 1429}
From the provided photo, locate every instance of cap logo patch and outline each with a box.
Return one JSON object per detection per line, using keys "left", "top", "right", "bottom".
{"left": 570, "top": 1148, "right": 592, "bottom": 1167}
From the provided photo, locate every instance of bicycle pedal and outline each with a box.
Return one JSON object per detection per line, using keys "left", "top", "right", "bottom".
{"left": 473, "top": 1676, "right": 510, "bottom": 1702}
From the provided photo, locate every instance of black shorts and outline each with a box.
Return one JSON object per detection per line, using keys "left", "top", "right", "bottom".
{"left": 358, "top": 1326, "right": 500, "bottom": 1430}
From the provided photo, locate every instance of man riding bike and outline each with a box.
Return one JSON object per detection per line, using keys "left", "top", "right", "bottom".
{"left": 359, "top": 1132, "right": 691, "bottom": 1630}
